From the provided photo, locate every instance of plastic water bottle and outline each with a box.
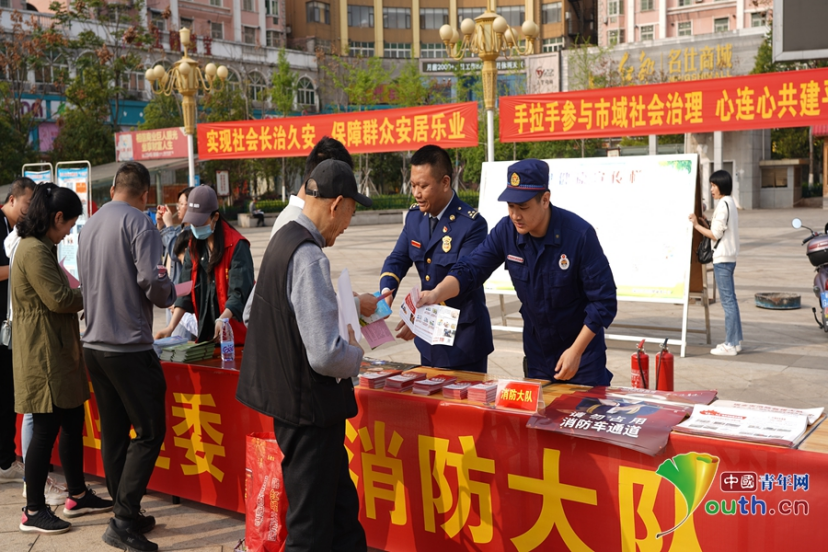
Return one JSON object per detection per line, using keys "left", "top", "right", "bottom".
{"left": 220, "top": 318, "right": 235, "bottom": 362}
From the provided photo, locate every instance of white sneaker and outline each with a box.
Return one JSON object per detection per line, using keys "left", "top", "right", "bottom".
{"left": 715, "top": 342, "right": 742, "bottom": 353}
{"left": 711, "top": 343, "right": 738, "bottom": 356}
{"left": 0, "top": 461, "right": 25, "bottom": 483}
{"left": 22, "top": 479, "right": 69, "bottom": 506}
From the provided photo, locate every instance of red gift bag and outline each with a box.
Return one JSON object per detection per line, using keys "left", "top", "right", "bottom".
{"left": 245, "top": 433, "right": 289, "bottom": 552}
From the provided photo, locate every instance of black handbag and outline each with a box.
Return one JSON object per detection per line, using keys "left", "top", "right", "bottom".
{"left": 696, "top": 202, "right": 729, "bottom": 265}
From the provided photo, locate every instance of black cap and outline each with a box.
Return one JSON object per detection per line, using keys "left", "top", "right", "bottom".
{"left": 306, "top": 159, "right": 372, "bottom": 207}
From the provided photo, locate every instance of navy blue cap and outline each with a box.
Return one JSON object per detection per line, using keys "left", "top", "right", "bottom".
{"left": 498, "top": 159, "right": 550, "bottom": 203}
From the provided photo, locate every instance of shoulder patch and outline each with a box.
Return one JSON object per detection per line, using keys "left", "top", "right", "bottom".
{"left": 463, "top": 209, "right": 479, "bottom": 219}
{"left": 409, "top": 202, "right": 420, "bottom": 210}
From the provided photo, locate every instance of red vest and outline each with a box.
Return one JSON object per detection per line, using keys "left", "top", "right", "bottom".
{"left": 190, "top": 219, "right": 248, "bottom": 344}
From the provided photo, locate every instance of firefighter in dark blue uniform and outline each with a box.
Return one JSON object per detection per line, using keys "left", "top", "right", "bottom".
{"left": 380, "top": 145, "right": 493, "bottom": 373}
{"left": 418, "top": 158, "right": 617, "bottom": 386}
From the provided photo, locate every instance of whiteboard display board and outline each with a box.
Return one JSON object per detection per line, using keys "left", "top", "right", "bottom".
{"left": 478, "top": 154, "right": 698, "bottom": 303}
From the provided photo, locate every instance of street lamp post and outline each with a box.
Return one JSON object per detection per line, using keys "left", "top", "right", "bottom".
{"left": 145, "top": 28, "right": 228, "bottom": 187}
{"left": 439, "top": 1, "right": 538, "bottom": 163}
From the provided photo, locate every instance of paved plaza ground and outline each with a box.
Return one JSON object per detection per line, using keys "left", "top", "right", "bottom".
{"left": 3, "top": 200, "right": 828, "bottom": 550}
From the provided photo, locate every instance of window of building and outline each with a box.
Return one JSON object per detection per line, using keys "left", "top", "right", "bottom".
{"left": 383, "top": 42, "right": 411, "bottom": 58}
{"left": 499, "top": 6, "right": 525, "bottom": 27}
{"left": 608, "top": 0, "right": 624, "bottom": 16}
{"left": 641, "top": 0, "right": 653, "bottom": 10}
{"left": 457, "top": 7, "right": 484, "bottom": 22}
{"left": 677, "top": 0, "right": 691, "bottom": 6}
{"left": 541, "top": 2, "right": 561, "bottom": 24}
{"left": 248, "top": 71, "right": 266, "bottom": 101}
{"left": 266, "top": 30, "right": 280, "bottom": 47}
{"left": 420, "top": 8, "right": 448, "bottom": 29}
{"left": 297, "top": 77, "right": 316, "bottom": 107}
{"left": 150, "top": 10, "right": 166, "bottom": 31}
{"left": 34, "top": 53, "right": 68, "bottom": 85}
{"left": 211, "top": 22, "right": 223, "bottom": 40}
{"left": 121, "top": 70, "right": 145, "bottom": 92}
{"left": 349, "top": 40, "right": 375, "bottom": 56}
{"left": 226, "top": 70, "right": 240, "bottom": 90}
{"left": 383, "top": 8, "right": 411, "bottom": 29}
{"left": 243, "top": 26, "right": 257, "bottom": 44}
{"left": 608, "top": 29, "right": 625, "bottom": 45}
{"left": 180, "top": 17, "right": 193, "bottom": 30}
{"left": 0, "top": 0, "right": 10, "bottom": 8}
{"left": 714, "top": 17, "right": 728, "bottom": 32}
{"left": 243, "top": 0, "right": 254, "bottom": 11}
{"left": 751, "top": 11, "right": 768, "bottom": 27}
{"left": 678, "top": 21, "right": 691, "bottom": 36}
{"left": 420, "top": 42, "right": 447, "bottom": 58}
{"left": 209, "top": 0, "right": 222, "bottom": 7}
{"left": 542, "top": 37, "right": 563, "bottom": 52}
{"left": 640, "top": 24, "right": 653, "bottom": 41}
{"left": 348, "top": 5, "right": 374, "bottom": 28}
{"left": 266, "top": 0, "right": 278, "bottom": 23}
{"left": 307, "top": 1, "right": 330, "bottom": 24}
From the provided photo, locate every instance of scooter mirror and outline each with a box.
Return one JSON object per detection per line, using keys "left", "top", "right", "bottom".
{"left": 792, "top": 218, "right": 802, "bottom": 229}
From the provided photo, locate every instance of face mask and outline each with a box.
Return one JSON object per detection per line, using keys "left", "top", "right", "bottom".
{"left": 191, "top": 222, "right": 213, "bottom": 240}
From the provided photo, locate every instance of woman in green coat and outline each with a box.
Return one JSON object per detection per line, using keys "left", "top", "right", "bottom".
{"left": 12, "top": 183, "right": 113, "bottom": 534}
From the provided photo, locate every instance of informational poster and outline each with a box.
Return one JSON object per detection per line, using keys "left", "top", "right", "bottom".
{"left": 23, "top": 169, "right": 52, "bottom": 183}
{"left": 56, "top": 165, "right": 90, "bottom": 281}
{"left": 478, "top": 154, "right": 698, "bottom": 302}
{"left": 115, "top": 127, "right": 188, "bottom": 162}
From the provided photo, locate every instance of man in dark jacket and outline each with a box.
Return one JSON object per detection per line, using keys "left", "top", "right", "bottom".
{"left": 237, "top": 159, "right": 372, "bottom": 552}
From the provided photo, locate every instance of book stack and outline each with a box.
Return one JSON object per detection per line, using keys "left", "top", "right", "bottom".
{"left": 358, "top": 369, "right": 402, "bottom": 389}
{"left": 160, "top": 341, "right": 216, "bottom": 362}
{"left": 442, "top": 381, "right": 475, "bottom": 400}
{"left": 385, "top": 372, "right": 427, "bottom": 392}
{"left": 412, "top": 375, "right": 457, "bottom": 396}
{"left": 153, "top": 336, "right": 188, "bottom": 356}
{"left": 467, "top": 380, "right": 499, "bottom": 404}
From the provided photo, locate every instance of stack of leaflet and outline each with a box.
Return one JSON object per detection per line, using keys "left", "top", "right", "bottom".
{"left": 153, "top": 336, "right": 188, "bottom": 357}
{"left": 467, "top": 380, "right": 498, "bottom": 404}
{"left": 160, "top": 341, "right": 216, "bottom": 362}
{"left": 412, "top": 375, "right": 457, "bottom": 396}
{"left": 385, "top": 372, "right": 427, "bottom": 392}
{"left": 443, "top": 381, "right": 475, "bottom": 400}
{"left": 358, "top": 370, "right": 402, "bottom": 389}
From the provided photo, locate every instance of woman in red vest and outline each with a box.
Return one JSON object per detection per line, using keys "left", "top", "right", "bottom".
{"left": 155, "top": 186, "right": 254, "bottom": 344}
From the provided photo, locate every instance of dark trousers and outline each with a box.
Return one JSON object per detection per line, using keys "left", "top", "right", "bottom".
{"left": 26, "top": 405, "right": 86, "bottom": 510}
{"left": 274, "top": 419, "right": 367, "bottom": 552}
{"left": 0, "top": 345, "right": 17, "bottom": 469}
{"left": 84, "top": 348, "right": 166, "bottom": 521}
{"left": 254, "top": 213, "right": 265, "bottom": 227}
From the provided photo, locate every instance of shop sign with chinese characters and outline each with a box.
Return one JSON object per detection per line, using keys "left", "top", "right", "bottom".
{"left": 501, "top": 67, "right": 828, "bottom": 142}
{"left": 115, "top": 127, "right": 189, "bottom": 162}
{"left": 197, "top": 102, "right": 478, "bottom": 160}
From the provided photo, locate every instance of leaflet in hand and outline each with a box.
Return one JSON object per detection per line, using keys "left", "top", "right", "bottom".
{"left": 360, "top": 291, "right": 393, "bottom": 325}
{"left": 398, "top": 287, "right": 459, "bottom": 346}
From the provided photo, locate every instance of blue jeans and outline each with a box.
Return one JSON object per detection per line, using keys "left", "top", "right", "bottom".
{"left": 714, "top": 262, "right": 743, "bottom": 346}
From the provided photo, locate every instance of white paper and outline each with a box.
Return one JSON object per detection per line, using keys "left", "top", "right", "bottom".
{"left": 398, "top": 287, "right": 459, "bottom": 346}
{"left": 337, "top": 269, "right": 361, "bottom": 343}
{"left": 711, "top": 400, "right": 823, "bottom": 425}
{"left": 675, "top": 404, "right": 808, "bottom": 447}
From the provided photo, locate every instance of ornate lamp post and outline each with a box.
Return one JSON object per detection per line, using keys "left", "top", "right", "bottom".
{"left": 145, "top": 28, "right": 229, "bottom": 187}
{"left": 439, "top": 1, "right": 538, "bottom": 163}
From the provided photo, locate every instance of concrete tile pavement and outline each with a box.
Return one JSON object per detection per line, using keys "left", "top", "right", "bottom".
{"left": 7, "top": 200, "right": 826, "bottom": 551}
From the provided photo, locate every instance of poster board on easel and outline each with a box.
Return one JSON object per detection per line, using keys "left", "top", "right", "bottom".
{"left": 478, "top": 154, "right": 706, "bottom": 357}
{"left": 55, "top": 161, "right": 92, "bottom": 281}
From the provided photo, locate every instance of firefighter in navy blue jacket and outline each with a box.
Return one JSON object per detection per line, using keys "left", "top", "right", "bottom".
{"left": 417, "top": 158, "right": 618, "bottom": 386}
{"left": 380, "top": 145, "right": 493, "bottom": 373}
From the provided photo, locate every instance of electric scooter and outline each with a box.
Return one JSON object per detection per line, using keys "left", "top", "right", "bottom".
{"left": 792, "top": 218, "right": 828, "bottom": 332}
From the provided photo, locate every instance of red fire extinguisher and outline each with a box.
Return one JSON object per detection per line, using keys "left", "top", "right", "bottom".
{"left": 655, "top": 338, "right": 674, "bottom": 391}
{"left": 631, "top": 339, "right": 649, "bottom": 389}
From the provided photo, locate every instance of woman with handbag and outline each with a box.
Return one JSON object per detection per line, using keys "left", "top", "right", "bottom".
{"left": 689, "top": 170, "right": 742, "bottom": 356}
{"left": 12, "top": 183, "right": 113, "bottom": 533}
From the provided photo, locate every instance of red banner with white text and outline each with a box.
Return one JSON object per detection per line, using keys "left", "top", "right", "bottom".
{"left": 197, "top": 102, "right": 479, "bottom": 160}
{"left": 500, "top": 67, "right": 828, "bottom": 142}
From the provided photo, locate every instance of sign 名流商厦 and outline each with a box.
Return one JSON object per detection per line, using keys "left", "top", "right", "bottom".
{"left": 196, "top": 102, "right": 479, "bottom": 160}
{"left": 115, "top": 127, "right": 189, "bottom": 162}
{"left": 500, "top": 67, "right": 828, "bottom": 142}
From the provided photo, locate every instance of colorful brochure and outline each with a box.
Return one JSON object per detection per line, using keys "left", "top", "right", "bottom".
{"left": 398, "top": 287, "right": 459, "bottom": 346}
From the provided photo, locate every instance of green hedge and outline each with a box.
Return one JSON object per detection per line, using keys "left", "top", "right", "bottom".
{"left": 250, "top": 192, "right": 479, "bottom": 214}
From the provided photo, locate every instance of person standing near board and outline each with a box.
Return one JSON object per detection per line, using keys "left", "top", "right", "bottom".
{"left": 417, "top": 159, "right": 618, "bottom": 386}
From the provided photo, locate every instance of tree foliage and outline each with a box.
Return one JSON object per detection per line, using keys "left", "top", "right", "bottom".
{"left": 271, "top": 48, "right": 298, "bottom": 117}
{"left": 321, "top": 55, "right": 389, "bottom": 112}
